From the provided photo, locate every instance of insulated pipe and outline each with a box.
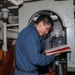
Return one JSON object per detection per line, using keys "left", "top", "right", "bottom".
{"left": 2, "top": 22, "right": 7, "bottom": 51}
{"left": 0, "top": 29, "right": 18, "bottom": 40}
{"left": 7, "top": 30, "right": 18, "bottom": 39}
{"left": 7, "top": 29, "right": 18, "bottom": 33}
{"left": 0, "top": 22, "right": 18, "bottom": 39}
{"left": 7, "top": 24, "right": 19, "bottom": 27}
{"left": 8, "top": 0, "right": 23, "bottom": 5}
{"left": 8, "top": 6, "right": 18, "bottom": 9}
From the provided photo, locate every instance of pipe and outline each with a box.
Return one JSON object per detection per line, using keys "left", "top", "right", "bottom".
{"left": 7, "top": 30, "right": 18, "bottom": 39}
{"left": 0, "top": 30, "right": 18, "bottom": 40}
{"left": 8, "top": 6, "right": 18, "bottom": 9}
{"left": 7, "top": 29, "right": 18, "bottom": 33}
{"left": 8, "top": 0, "right": 23, "bottom": 5}
{"left": 7, "top": 24, "right": 19, "bottom": 27}
{"left": 2, "top": 22, "right": 7, "bottom": 51}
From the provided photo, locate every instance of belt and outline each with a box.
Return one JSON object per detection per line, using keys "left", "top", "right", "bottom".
{"left": 15, "top": 64, "right": 37, "bottom": 73}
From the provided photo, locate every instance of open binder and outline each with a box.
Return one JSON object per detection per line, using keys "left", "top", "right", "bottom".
{"left": 44, "top": 44, "right": 71, "bottom": 56}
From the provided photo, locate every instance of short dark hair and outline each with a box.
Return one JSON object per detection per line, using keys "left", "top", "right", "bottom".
{"left": 35, "top": 14, "right": 54, "bottom": 27}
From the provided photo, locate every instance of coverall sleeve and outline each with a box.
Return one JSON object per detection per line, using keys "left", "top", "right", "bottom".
{"left": 23, "top": 33, "right": 55, "bottom": 66}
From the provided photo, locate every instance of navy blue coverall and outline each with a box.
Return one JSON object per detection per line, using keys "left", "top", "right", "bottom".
{"left": 14, "top": 23, "right": 55, "bottom": 75}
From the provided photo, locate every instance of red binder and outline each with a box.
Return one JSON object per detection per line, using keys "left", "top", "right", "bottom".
{"left": 44, "top": 44, "right": 71, "bottom": 56}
